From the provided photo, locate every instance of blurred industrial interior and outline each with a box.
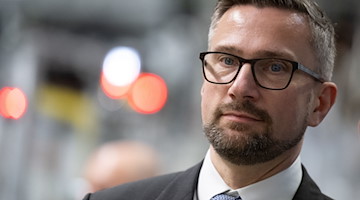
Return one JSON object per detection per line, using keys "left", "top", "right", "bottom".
{"left": 0, "top": 0, "right": 359, "bottom": 199}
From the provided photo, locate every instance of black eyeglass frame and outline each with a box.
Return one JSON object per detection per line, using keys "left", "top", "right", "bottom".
{"left": 199, "top": 51, "right": 325, "bottom": 90}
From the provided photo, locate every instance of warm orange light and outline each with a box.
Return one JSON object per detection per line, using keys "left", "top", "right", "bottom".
{"left": 0, "top": 87, "right": 27, "bottom": 119}
{"left": 0, "top": 87, "right": 11, "bottom": 118}
{"left": 100, "top": 72, "right": 132, "bottom": 99}
{"left": 128, "top": 73, "right": 168, "bottom": 114}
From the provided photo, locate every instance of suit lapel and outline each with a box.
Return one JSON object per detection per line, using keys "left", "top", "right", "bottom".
{"left": 293, "top": 165, "right": 332, "bottom": 200}
{"left": 156, "top": 162, "right": 203, "bottom": 200}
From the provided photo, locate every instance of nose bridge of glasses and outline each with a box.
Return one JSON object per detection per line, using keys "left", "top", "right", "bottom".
{"left": 233, "top": 61, "right": 255, "bottom": 83}
{"left": 237, "top": 57, "right": 257, "bottom": 72}
{"left": 236, "top": 55, "right": 255, "bottom": 72}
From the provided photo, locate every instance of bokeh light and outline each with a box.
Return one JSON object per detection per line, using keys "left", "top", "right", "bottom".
{"left": 100, "top": 72, "right": 131, "bottom": 99}
{"left": 102, "top": 46, "right": 141, "bottom": 87}
{"left": 128, "top": 73, "right": 168, "bottom": 114}
{"left": 0, "top": 87, "right": 28, "bottom": 119}
{"left": 0, "top": 87, "right": 11, "bottom": 118}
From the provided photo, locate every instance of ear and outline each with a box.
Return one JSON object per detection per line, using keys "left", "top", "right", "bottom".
{"left": 308, "top": 82, "right": 337, "bottom": 127}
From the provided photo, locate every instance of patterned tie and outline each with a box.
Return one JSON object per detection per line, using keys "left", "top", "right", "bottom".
{"left": 210, "top": 194, "right": 242, "bottom": 200}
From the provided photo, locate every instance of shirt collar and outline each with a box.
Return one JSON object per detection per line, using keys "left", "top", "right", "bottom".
{"left": 197, "top": 149, "right": 302, "bottom": 200}
{"left": 197, "top": 150, "right": 230, "bottom": 200}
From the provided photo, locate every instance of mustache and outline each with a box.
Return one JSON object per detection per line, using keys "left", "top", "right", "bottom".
{"left": 213, "top": 100, "right": 272, "bottom": 124}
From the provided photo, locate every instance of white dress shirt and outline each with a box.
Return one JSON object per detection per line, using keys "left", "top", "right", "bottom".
{"left": 195, "top": 149, "right": 302, "bottom": 200}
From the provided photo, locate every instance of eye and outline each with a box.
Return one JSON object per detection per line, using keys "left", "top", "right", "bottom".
{"left": 224, "top": 57, "right": 234, "bottom": 65}
{"left": 219, "top": 56, "right": 238, "bottom": 67}
{"left": 270, "top": 63, "right": 284, "bottom": 72}
{"left": 256, "top": 59, "right": 292, "bottom": 75}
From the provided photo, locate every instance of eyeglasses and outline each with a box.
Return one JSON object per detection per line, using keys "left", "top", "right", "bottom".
{"left": 199, "top": 52, "right": 325, "bottom": 90}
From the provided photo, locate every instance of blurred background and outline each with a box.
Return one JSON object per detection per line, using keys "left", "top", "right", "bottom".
{"left": 0, "top": 0, "right": 359, "bottom": 199}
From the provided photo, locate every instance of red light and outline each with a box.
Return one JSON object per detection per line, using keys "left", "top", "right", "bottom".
{"left": 100, "top": 72, "right": 131, "bottom": 99}
{"left": 0, "top": 87, "right": 11, "bottom": 118}
{"left": 0, "top": 87, "right": 27, "bottom": 119}
{"left": 128, "top": 73, "right": 167, "bottom": 114}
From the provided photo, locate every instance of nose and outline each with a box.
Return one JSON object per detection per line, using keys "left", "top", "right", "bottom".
{"left": 227, "top": 63, "right": 260, "bottom": 100}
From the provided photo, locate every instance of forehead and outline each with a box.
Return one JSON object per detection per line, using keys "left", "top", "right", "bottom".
{"left": 210, "top": 5, "right": 314, "bottom": 64}
{"left": 215, "top": 5, "right": 310, "bottom": 41}
{"left": 226, "top": 5, "right": 306, "bottom": 22}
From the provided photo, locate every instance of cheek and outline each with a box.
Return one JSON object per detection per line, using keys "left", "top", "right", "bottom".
{"left": 201, "top": 87, "right": 213, "bottom": 123}
{"left": 268, "top": 91, "right": 310, "bottom": 139}
{"left": 201, "top": 84, "right": 224, "bottom": 123}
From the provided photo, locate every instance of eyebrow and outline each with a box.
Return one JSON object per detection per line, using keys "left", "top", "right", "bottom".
{"left": 211, "top": 45, "right": 297, "bottom": 60}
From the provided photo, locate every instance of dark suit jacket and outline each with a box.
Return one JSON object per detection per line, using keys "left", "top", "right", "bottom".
{"left": 83, "top": 162, "right": 333, "bottom": 200}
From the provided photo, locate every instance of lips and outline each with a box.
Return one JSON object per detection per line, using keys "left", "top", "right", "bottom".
{"left": 213, "top": 100, "right": 272, "bottom": 125}
{"left": 221, "top": 111, "right": 264, "bottom": 123}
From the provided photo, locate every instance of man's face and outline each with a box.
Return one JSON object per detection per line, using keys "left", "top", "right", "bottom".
{"left": 202, "top": 5, "right": 321, "bottom": 165}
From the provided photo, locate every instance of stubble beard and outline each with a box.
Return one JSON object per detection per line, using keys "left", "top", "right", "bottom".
{"left": 203, "top": 100, "right": 306, "bottom": 166}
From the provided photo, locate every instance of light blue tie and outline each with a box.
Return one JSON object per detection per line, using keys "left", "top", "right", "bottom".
{"left": 210, "top": 194, "right": 242, "bottom": 200}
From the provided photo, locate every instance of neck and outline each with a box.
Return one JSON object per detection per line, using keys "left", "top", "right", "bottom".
{"left": 209, "top": 144, "right": 302, "bottom": 189}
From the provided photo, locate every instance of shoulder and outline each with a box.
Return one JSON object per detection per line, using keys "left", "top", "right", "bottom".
{"left": 293, "top": 165, "right": 333, "bottom": 200}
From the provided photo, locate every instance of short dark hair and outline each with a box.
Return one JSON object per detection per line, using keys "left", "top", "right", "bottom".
{"left": 209, "top": 0, "right": 335, "bottom": 81}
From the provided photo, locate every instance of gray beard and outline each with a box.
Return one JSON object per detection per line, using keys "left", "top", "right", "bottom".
{"left": 203, "top": 100, "right": 306, "bottom": 165}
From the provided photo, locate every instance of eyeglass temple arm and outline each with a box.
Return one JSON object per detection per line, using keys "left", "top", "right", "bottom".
{"left": 297, "top": 64, "right": 325, "bottom": 83}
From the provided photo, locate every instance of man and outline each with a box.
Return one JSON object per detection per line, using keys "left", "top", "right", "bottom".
{"left": 83, "top": 0, "right": 337, "bottom": 199}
